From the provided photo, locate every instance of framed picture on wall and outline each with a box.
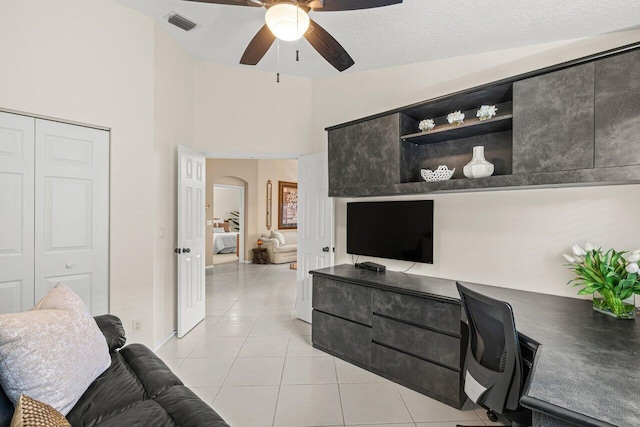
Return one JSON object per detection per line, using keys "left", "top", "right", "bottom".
{"left": 278, "top": 181, "right": 298, "bottom": 230}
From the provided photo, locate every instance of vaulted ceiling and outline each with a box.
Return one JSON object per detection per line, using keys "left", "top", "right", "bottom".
{"left": 117, "top": 0, "right": 640, "bottom": 78}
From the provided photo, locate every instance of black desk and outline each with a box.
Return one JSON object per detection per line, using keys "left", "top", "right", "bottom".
{"left": 311, "top": 265, "right": 640, "bottom": 427}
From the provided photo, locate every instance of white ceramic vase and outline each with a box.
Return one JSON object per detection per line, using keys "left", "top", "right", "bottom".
{"left": 463, "top": 146, "right": 494, "bottom": 179}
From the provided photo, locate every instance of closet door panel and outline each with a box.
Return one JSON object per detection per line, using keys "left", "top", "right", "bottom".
{"left": 35, "top": 119, "right": 109, "bottom": 315}
{"left": 0, "top": 112, "right": 35, "bottom": 313}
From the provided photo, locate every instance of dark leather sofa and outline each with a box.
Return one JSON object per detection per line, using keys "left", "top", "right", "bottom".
{"left": 0, "top": 315, "right": 229, "bottom": 427}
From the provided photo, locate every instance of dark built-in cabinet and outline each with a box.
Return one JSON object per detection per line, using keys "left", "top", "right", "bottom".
{"left": 327, "top": 44, "right": 640, "bottom": 197}
{"left": 513, "top": 63, "right": 595, "bottom": 173}
{"left": 311, "top": 274, "right": 467, "bottom": 409}
{"left": 595, "top": 48, "right": 640, "bottom": 168}
{"left": 328, "top": 114, "right": 402, "bottom": 190}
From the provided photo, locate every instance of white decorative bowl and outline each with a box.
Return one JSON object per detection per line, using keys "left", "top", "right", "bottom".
{"left": 421, "top": 165, "right": 455, "bottom": 182}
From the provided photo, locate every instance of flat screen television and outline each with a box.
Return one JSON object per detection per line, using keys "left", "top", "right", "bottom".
{"left": 347, "top": 200, "right": 434, "bottom": 264}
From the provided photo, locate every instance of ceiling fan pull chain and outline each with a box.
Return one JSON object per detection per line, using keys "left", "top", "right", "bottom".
{"left": 296, "top": 6, "right": 300, "bottom": 62}
{"left": 276, "top": 39, "right": 280, "bottom": 83}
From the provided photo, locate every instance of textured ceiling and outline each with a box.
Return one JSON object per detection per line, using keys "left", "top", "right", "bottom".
{"left": 116, "top": 0, "right": 640, "bottom": 78}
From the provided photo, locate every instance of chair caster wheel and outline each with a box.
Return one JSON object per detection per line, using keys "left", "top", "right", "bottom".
{"left": 487, "top": 410, "right": 499, "bottom": 422}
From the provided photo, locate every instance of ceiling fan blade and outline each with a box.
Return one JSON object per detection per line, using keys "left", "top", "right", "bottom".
{"left": 182, "top": 0, "right": 261, "bottom": 6}
{"left": 304, "top": 19, "right": 354, "bottom": 71}
{"left": 313, "top": 0, "right": 402, "bottom": 12}
{"left": 240, "top": 25, "right": 276, "bottom": 65}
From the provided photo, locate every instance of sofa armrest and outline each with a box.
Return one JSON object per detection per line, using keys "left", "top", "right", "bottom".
{"left": 95, "top": 314, "right": 126, "bottom": 353}
{"left": 260, "top": 238, "right": 278, "bottom": 261}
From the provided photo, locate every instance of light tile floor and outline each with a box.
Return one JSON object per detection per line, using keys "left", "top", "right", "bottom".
{"left": 158, "top": 263, "right": 502, "bottom": 427}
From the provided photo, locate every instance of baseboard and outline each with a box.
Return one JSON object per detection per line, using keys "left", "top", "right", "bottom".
{"left": 153, "top": 329, "right": 176, "bottom": 352}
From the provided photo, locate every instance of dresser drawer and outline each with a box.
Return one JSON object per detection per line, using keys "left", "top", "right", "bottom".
{"left": 312, "top": 310, "right": 371, "bottom": 366}
{"left": 313, "top": 276, "right": 372, "bottom": 326}
{"left": 372, "top": 315, "right": 461, "bottom": 370}
{"left": 372, "top": 343, "right": 462, "bottom": 408}
{"left": 372, "top": 289, "right": 460, "bottom": 335}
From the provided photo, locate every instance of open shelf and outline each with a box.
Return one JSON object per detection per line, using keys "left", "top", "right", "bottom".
{"left": 401, "top": 113, "right": 513, "bottom": 145}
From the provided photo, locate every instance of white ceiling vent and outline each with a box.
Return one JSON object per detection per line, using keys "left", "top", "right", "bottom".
{"left": 167, "top": 13, "right": 198, "bottom": 32}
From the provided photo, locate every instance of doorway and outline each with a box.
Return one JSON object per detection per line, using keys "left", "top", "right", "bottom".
{"left": 210, "top": 184, "right": 245, "bottom": 266}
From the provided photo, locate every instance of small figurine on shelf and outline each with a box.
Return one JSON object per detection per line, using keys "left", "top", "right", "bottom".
{"left": 476, "top": 105, "right": 498, "bottom": 121}
{"left": 447, "top": 111, "right": 465, "bottom": 126}
{"left": 257, "top": 239, "right": 264, "bottom": 248}
{"left": 418, "top": 119, "right": 435, "bottom": 132}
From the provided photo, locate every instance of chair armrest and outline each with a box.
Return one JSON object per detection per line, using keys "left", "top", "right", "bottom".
{"left": 94, "top": 314, "right": 126, "bottom": 353}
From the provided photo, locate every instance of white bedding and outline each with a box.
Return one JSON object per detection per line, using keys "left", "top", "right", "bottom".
{"left": 214, "top": 232, "right": 238, "bottom": 254}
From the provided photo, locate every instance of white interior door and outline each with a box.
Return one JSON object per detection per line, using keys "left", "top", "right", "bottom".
{"left": 177, "top": 145, "right": 206, "bottom": 338}
{"left": 34, "top": 119, "right": 110, "bottom": 314}
{"left": 0, "top": 112, "right": 35, "bottom": 313}
{"left": 296, "top": 152, "right": 334, "bottom": 323}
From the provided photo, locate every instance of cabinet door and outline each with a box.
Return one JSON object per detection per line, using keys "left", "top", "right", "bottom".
{"left": 513, "top": 63, "right": 595, "bottom": 173}
{"left": 595, "top": 49, "right": 640, "bottom": 167}
{"left": 313, "top": 276, "right": 372, "bottom": 326}
{"left": 328, "top": 114, "right": 400, "bottom": 195}
{"left": 312, "top": 310, "right": 372, "bottom": 366}
{"left": 0, "top": 112, "right": 35, "bottom": 313}
{"left": 34, "top": 119, "right": 110, "bottom": 315}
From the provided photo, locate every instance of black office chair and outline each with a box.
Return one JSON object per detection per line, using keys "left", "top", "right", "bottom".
{"left": 456, "top": 282, "right": 532, "bottom": 427}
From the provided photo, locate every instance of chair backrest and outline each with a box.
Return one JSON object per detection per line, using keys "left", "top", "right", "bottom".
{"left": 456, "top": 282, "right": 523, "bottom": 414}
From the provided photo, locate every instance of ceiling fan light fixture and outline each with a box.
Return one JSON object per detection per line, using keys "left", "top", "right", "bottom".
{"left": 265, "top": 3, "right": 310, "bottom": 41}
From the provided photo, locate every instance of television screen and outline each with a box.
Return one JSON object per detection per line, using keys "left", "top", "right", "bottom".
{"left": 347, "top": 200, "right": 434, "bottom": 263}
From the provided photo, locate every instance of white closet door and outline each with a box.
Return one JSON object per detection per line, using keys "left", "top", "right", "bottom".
{"left": 34, "top": 119, "right": 109, "bottom": 314}
{"left": 0, "top": 112, "right": 35, "bottom": 313}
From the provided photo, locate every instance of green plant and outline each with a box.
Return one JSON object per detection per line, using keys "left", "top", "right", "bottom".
{"left": 226, "top": 210, "right": 240, "bottom": 232}
{"left": 563, "top": 243, "right": 640, "bottom": 316}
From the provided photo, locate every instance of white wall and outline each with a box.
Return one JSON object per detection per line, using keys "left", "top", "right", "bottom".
{"left": 0, "top": 0, "right": 157, "bottom": 344}
{"left": 193, "top": 61, "right": 313, "bottom": 157}
{"left": 312, "top": 30, "right": 640, "bottom": 299}
{"left": 213, "top": 187, "right": 240, "bottom": 221}
{"left": 153, "top": 25, "right": 195, "bottom": 346}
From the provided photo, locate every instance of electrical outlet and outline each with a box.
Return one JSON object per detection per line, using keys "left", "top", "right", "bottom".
{"left": 132, "top": 319, "right": 142, "bottom": 334}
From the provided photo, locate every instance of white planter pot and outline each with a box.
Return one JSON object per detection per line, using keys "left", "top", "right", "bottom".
{"left": 463, "top": 146, "right": 494, "bottom": 179}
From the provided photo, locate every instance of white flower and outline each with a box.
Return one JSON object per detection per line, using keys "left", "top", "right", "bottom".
{"left": 571, "top": 244, "right": 585, "bottom": 257}
{"left": 562, "top": 254, "right": 576, "bottom": 263}
{"left": 584, "top": 242, "right": 595, "bottom": 252}
{"left": 476, "top": 105, "right": 498, "bottom": 120}
{"left": 447, "top": 111, "right": 465, "bottom": 125}
{"left": 574, "top": 256, "right": 584, "bottom": 263}
{"left": 626, "top": 263, "right": 639, "bottom": 274}
{"left": 418, "top": 119, "right": 435, "bottom": 132}
{"left": 627, "top": 253, "right": 640, "bottom": 263}
{"left": 633, "top": 248, "right": 640, "bottom": 254}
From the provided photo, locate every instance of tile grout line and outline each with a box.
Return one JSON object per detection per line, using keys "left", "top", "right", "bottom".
{"left": 334, "top": 357, "right": 347, "bottom": 427}
{"left": 270, "top": 317, "right": 291, "bottom": 427}
{"left": 394, "top": 383, "right": 418, "bottom": 426}
{"left": 204, "top": 279, "right": 253, "bottom": 395}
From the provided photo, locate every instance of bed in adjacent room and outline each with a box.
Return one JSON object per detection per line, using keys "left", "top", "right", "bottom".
{"left": 213, "top": 221, "right": 239, "bottom": 256}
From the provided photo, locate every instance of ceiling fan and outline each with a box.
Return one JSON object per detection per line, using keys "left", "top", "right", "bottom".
{"left": 184, "top": 0, "right": 403, "bottom": 72}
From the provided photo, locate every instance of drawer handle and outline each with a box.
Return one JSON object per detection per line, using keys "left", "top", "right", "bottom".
{"left": 65, "top": 262, "right": 74, "bottom": 269}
